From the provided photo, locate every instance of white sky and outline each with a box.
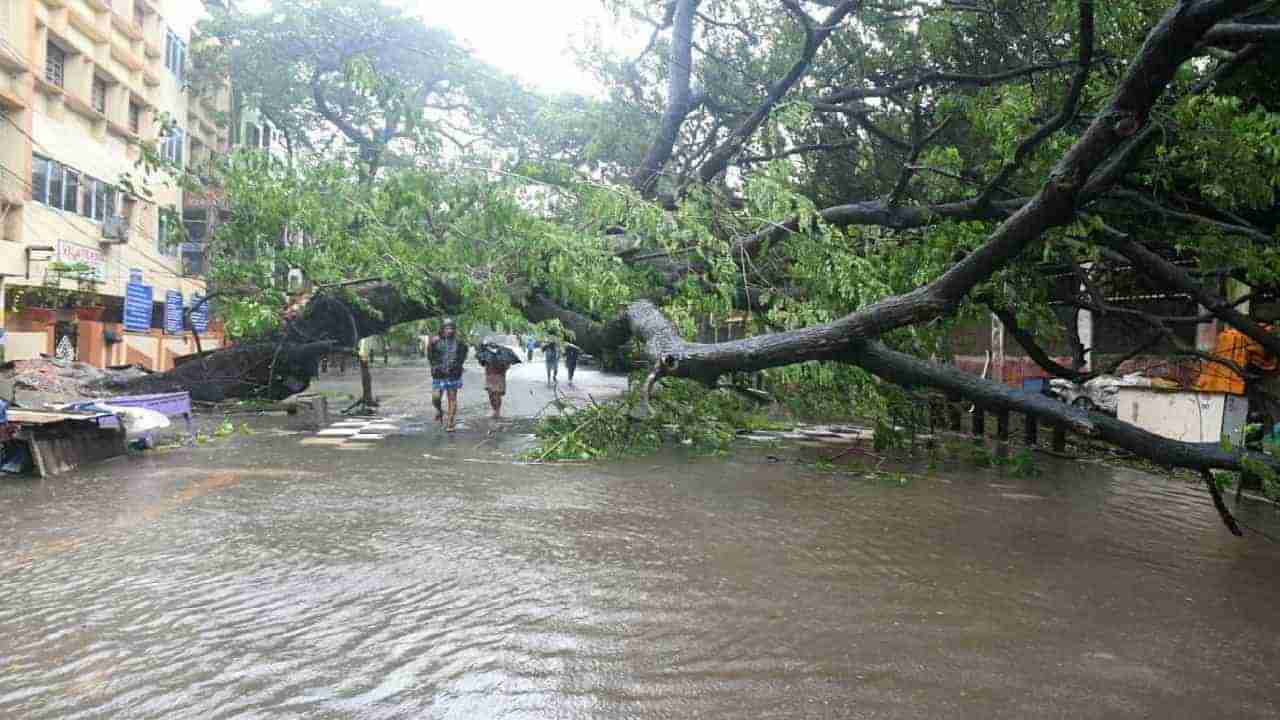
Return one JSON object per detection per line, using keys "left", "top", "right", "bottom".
{"left": 232, "top": 1, "right": 646, "bottom": 95}
{"left": 399, "top": 1, "right": 642, "bottom": 95}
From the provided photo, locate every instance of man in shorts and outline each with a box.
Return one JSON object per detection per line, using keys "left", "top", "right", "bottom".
{"left": 428, "top": 318, "right": 469, "bottom": 432}
{"left": 479, "top": 343, "right": 515, "bottom": 418}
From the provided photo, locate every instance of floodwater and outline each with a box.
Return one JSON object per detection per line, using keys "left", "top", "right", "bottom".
{"left": 2, "top": 359, "right": 1280, "bottom": 719}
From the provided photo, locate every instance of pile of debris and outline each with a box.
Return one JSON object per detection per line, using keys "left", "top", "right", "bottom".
{"left": 0, "top": 358, "right": 152, "bottom": 402}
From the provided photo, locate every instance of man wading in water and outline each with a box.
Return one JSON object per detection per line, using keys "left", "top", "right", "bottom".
{"left": 428, "top": 318, "right": 469, "bottom": 432}
{"left": 478, "top": 342, "right": 515, "bottom": 419}
{"left": 542, "top": 336, "right": 560, "bottom": 387}
{"left": 564, "top": 343, "right": 581, "bottom": 386}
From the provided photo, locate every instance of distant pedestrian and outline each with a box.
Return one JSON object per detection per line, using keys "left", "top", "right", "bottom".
{"left": 564, "top": 343, "right": 581, "bottom": 386}
{"left": 428, "top": 318, "right": 469, "bottom": 432}
{"left": 542, "top": 338, "right": 560, "bottom": 387}
{"left": 525, "top": 336, "right": 536, "bottom": 362}
{"left": 478, "top": 343, "right": 515, "bottom": 419}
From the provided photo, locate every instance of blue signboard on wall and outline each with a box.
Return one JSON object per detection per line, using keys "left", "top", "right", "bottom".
{"left": 164, "top": 290, "right": 184, "bottom": 334}
{"left": 189, "top": 293, "right": 210, "bottom": 332}
{"left": 124, "top": 281, "right": 153, "bottom": 331}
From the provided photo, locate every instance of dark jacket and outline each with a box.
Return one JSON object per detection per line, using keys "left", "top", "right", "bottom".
{"left": 428, "top": 335, "right": 469, "bottom": 379}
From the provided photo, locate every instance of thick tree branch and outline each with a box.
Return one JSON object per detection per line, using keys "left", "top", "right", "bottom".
{"left": 1098, "top": 236, "right": 1280, "bottom": 359}
{"left": 847, "top": 341, "right": 1277, "bottom": 475}
{"left": 987, "top": 304, "right": 1088, "bottom": 381}
{"left": 1203, "top": 20, "right": 1280, "bottom": 46}
{"left": 632, "top": 0, "right": 701, "bottom": 196}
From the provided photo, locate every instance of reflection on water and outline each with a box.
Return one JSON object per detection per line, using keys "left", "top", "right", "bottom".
{"left": 2, "top": 419, "right": 1280, "bottom": 719}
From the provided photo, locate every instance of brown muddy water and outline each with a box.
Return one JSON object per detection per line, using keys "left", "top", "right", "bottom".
{"left": 2, "top": 361, "right": 1279, "bottom": 718}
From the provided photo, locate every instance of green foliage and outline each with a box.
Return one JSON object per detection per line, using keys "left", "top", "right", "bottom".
{"left": 526, "top": 377, "right": 778, "bottom": 461}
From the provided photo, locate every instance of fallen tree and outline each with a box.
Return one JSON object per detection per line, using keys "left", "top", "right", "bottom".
{"left": 136, "top": 0, "right": 1280, "bottom": 533}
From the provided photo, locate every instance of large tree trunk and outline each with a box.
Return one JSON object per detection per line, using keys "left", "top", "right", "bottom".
{"left": 111, "top": 280, "right": 463, "bottom": 401}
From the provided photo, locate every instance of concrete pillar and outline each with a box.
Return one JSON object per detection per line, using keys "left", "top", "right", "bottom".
{"left": 1077, "top": 307, "right": 1094, "bottom": 372}
{"left": 1195, "top": 306, "right": 1217, "bottom": 353}
{"left": 990, "top": 313, "right": 1005, "bottom": 385}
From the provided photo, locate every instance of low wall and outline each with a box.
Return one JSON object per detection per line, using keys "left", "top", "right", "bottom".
{"left": 954, "top": 354, "right": 1201, "bottom": 388}
{"left": 3, "top": 309, "right": 224, "bottom": 370}
{"left": 5, "top": 330, "right": 51, "bottom": 361}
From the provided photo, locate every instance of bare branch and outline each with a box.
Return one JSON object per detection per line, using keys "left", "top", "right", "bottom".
{"left": 888, "top": 113, "right": 954, "bottom": 207}
{"left": 696, "top": 0, "right": 861, "bottom": 182}
{"left": 1098, "top": 236, "right": 1280, "bottom": 359}
{"left": 1108, "top": 188, "right": 1274, "bottom": 243}
{"left": 975, "top": 0, "right": 1095, "bottom": 206}
{"left": 819, "top": 59, "right": 1088, "bottom": 104}
{"left": 740, "top": 138, "right": 860, "bottom": 163}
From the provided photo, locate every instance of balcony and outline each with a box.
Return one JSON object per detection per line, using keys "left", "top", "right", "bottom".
{"left": 110, "top": 41, "right": 143, "bottom": 71}
{"left": 64, "top": 91, "right": 106, "bottom": 123}
{"left": 84, "top": 0, "right": 111, "bottom": 11}
{"left": 68, "top": 8, "right": 108, "bottom": 44}
{"left": 0, "top": 42, "right": 30, "bottom": 74}
{"left": 0, "top": 86, "right": 26, "bottom": 110}
{"left": 110, "top": 13, "right": 144, "bottom": 42}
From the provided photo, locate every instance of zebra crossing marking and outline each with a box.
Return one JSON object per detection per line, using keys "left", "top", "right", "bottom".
{"left": 303, "top": 417, "right": 402, "bottom": 448}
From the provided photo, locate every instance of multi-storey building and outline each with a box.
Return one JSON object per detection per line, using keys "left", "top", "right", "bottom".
{"left": 0, "top": 0, "right": 228, "bottom": 369}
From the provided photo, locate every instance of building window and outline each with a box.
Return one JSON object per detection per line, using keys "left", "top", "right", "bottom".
{"left": 62, "top": 169, "right": 80, "bottom": 214}
{"left": 261, "top": 124, "right": 272, "bottom": 148}
{"left": 92, "top": 77, "right": 108, "bottom": 114}
{"left": 45, "top": 41, "right": 66, "bottom": 88}
{"left": 48, "top": 162, "right": 64, "bottom": 210}
{"left": 31, "top": 156, "right": 117, "bottom": 222}
{"left": 32, "top": 155, "right": 51, "bottom": 204}
{"left": 129, "top": 101, "right": 142, "bottom": 134}
{"left": 163, "top": 127, "right": 185, "bottom": 167}
{"left": 158, "top": 210, "right": 177, "bottom": 256}
{"left": 164, "top": 29, "right": 185, "bottom": 84}
{"left": 247, "top": 124, "right": 260, "bottom": 148}
{"left": 83, "top": 180, "right": 115, "bottom": 221}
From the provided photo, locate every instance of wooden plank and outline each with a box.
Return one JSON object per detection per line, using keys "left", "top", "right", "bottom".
{"left": 8, "top": 409, "right": 109, "bottom": 425}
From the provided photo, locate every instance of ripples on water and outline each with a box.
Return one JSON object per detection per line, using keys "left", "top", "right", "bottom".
{"left": 2, "top": 431, "right": 1280, "bottom": 719}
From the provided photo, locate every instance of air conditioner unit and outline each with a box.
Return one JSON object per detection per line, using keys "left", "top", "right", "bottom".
{"left": 101, "top": 215, "right": 130, "bottom": 244}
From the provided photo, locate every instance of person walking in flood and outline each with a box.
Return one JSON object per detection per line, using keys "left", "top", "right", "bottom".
{"left": 525, "top": 335, "right": 536, "bottom": 362}
{"left": 428, "top": 318, "right": 469, "bottom": 432}
{"left": 564, "top": 343, "right": 581, "bottom": 386}
{"left": 542, "top": 336, "right": 560, "bottom": 387}
{"left": 478, "top": 341, "right": 517, "bottom": 419}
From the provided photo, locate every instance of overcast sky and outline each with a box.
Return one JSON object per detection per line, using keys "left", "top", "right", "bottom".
{"left": 400, "top": 0, "right": 642, "bottom": 95}
{"left": 232, "top": 1, "right": 645, "bottom": 95}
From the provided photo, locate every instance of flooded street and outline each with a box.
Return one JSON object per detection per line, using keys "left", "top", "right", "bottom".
{"left": 2, "top": 360, "right": 1280, "bottom": 718}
